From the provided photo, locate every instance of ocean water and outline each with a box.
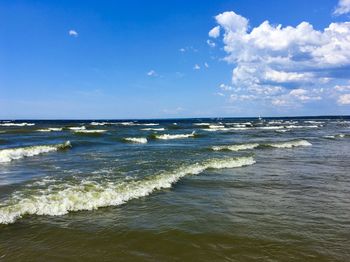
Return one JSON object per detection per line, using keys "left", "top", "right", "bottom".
{"left": 0, "top": 117, "right": 349, "bottom": 261}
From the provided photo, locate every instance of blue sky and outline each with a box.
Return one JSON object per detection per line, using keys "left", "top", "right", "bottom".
{"left": 1, "top": 0, "right": 350, "bottom": 119}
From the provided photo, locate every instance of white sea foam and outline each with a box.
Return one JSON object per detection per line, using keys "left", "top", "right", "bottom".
{"left": 0, "top": 156, "right": 255, "bottom": 224}
{"left": 0, "top": 141, "right": 71, "bottom": 163}
{"left": 209, "top": 125, "right": 225, "bottom": 129}
{"left": 203, "top": 127, "right": 251, "bottom": 132}
{"left": 141, "top": 128, "right": 165, "bottom": 131}
{"left": 155, "top": 131, "right": 196, "bottom": 140}
{"left": 275, "top": 129, "right": 290, "bottom": 133}
{"left": 304, "top": 121, "right": 325, "bottom": 124}
{"left": 284, "top": 125, "right": 318, "bottom": 129}
{"left": 37, "top": 128, "right": 63, "bottom": 132}
{"left": 212, "top": 143, "right": 259, "bottom": 151}
{"left": 141, "top": 123, "right": 159, "bottom": 126}
{"left": 117, "top": 122, "right": 135, "bottom": 126}
{"left": 193, "top": 123, "right": 211, "bottom": 126}
{"left": 124, "top": 137, "right": 148, "bottom": 144}
{"left": 0, "top": 122, "right": 35, "bottom": 127}
{"left": 257, "top": 126, "right": 285, "bottom": 130}
{"left": 90, "top": 122, "right": 108, "bottom": 126}
{"left": 267, "top": 140, "right": 312, "bottom": 148}
{"left": 324, "top": 134, "right": 346, "bottom": 139}
{"left": 69, "top": 126, "right": 86, "bottom": 130}
{"left": 212, "top": 140, "right": 311, "bottom": 151}
{"left": 74, "top": 130, "right": 107, "bottom": 134}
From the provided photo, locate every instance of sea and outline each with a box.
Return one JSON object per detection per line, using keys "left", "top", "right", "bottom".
{"left": 0, "top": 116, "right": 349, "bottom": 261}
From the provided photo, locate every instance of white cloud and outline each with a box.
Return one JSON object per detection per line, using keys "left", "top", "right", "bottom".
{"left": 334, "top": 84, "right": 350, "bottom": 91}
{"left": 68, "top": 30, "right": 78, "bottom": 37}
{"left": 209, "top": 26, "right": 220, "bottom": 38}
{"left": 206, "top": 39, "right": 216, "bottom": 47}
{"left": 179, "top": 46, "right": 198, "bottom": 53}
{"left": 210, "top": 10, "right": 350, "bottom": 108}
{"left": 338, "top": 94, "right": 350, "bottom": 104}
{"left": 204, "top": 62, "right": 209, "bottom": 68}
{"left": 289, "top": 88, "right": 321, "bottom": 101}
{"left": 219, "top": 83, "right": 233, "bottom": 91}
{"left": 147, "top": 70, "right": 157, "bottom": 77}
{"left": 193, "top": 64, "right": 200, "bottom": 70}
{"left": 334, "top": 0, "right": 350, "bottom": 15}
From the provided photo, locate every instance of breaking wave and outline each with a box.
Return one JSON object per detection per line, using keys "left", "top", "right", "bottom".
{"left": 0, "top": 156, "right": 255, "bottom": 224}
{"left": 263, "top": 139, "right": 312, "bottom": 148}
{"left": 73, "top": 130, "right": 107, "bottom": 134}
{"left": 323, "top": 134, "right": 348, "bottom": 139}
{"left": 154, "top": 131, "right": 196, "bottom": 140}
{"left": 212, "top": 143, "right": 259, "bottom": 151}
{"left": 69, "top": 126, "right": 86, "bottom": 131}
{"left": 124, "top": 137, "right": 148, "bottom": 144}
{"left": 37, "top": 128, "right": 63, "bottom": 132}
{"left": 0, "top": 122, "right": 35, "bottom": 127}
{"left": 141, "top": 128, "right": 165, "bottom": 131}
{"left": 212, "top": 140, "right": 312, "bottom": 151}
{"left": 0, "top": 141, "right": 71, "bottom": 163}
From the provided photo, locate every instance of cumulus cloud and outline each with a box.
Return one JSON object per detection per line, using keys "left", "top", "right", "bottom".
{"left": 210, "top": 10, "right": 350, "bottom": 107}
{"left": 334, "top": 0, "right": 350, "bottom": 15}
{"left": 338, "top": 94, "right": 350, "bottom": 104}
{"left": 68, "top": 30, "right": 78, "bottom": 37}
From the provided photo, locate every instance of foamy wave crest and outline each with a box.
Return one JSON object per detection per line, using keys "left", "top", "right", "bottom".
{"left": 323, "top": 134, "right": 348, "bottom": 139}
{"left": 212, "top": 143, "right": 259, "bottom": 151}
{"left": 193, "top": 123, "right": 211, "bottom": 126}
{"left": 0, "top": 156, "right": 255, "bottom": 224}
{"left": 141, "top": 128, "right": 165, "bottom": 131}
{"left": 37, "top": 128, "right": 63, "bottom": 132}
{"left": 141, "top": 123, "right": 159, "bottom": 126}
{"left": 212, "top": 140, "right": 311, "bottom": 151}
{"left": 0, "top": 141, "right": 71, "bottom": 163}
{"left": 124, "top": 137, "right": 148, "bottom": 143}
{"left": 209, "top": 125, "right": 225, "bottom": 129}
{"left": 0, "top": 122, "right": 35, "bottom": 127}
{"left": 155, "top": 131, "right": 196, "bottom": 140}
{"left": 74, "top": 130, "right": 107, "bottom": 134}
{"left": 90, "top": 122, "right": 108, "bottom": 126}
{"left": 265, "top": 140, "right": 312, "bottom": 148}
{"left": 69, "top": 126, "right": 86, "bottom": 130}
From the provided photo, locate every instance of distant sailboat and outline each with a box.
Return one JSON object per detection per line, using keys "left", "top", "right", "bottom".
{"left": 258, "top": 115, "right": 263, "bottom": 121}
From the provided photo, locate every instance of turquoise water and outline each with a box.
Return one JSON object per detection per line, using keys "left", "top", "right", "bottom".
{"left": 0, "top": 117, "right": 349, "bottom": 261}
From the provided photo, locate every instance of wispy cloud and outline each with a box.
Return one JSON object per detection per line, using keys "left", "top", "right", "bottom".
{"left": 206, "top": 39, "right": 216, "bottom": 47}
{"left": 179, "top": 46, "right": 198, "bottom": 53}
{"left": 334, "top": 0, "right": 350, "bottom": 15}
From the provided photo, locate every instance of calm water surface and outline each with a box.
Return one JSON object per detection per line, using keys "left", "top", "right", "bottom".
{"left": 0, "top": 117, "right": 349, "bottom": 261}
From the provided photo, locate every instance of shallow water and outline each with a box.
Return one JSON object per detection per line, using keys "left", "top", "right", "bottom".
{"left": 0, "top": 117, "right": 349, "bottom": 261}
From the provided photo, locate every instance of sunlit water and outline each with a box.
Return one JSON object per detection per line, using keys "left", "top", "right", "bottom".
{"left": 0, "top": 117, "right": 349, "bottom": 261}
